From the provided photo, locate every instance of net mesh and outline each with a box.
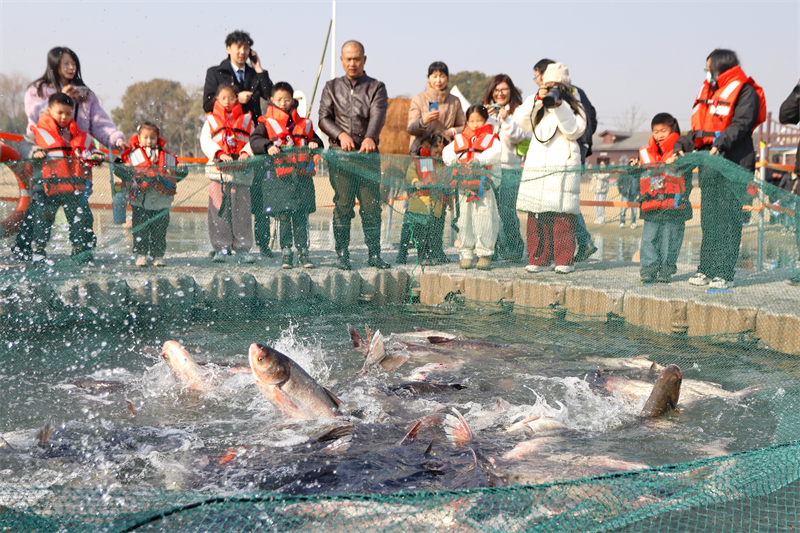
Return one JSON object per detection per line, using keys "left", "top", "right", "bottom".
{"left": 1, "top": 147, "right": 800, "bottom": 532}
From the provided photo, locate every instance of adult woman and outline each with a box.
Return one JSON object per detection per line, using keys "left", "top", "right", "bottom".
{"left": 674, "top": 49, "right": 766, "bottom": 289}
{"left": 406, "top": 61, "right": 465, "bottom": 263}
{"left": 15, "top": 47, "right": 128, "bottom": 261}
{"left": 513, "top": 63, "right": 586, "bottom": 274}
{"left": 482, "top": 74, "right": 527, "bottom": 261}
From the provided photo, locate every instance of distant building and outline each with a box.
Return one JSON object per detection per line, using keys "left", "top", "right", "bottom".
{"left": 587, "top": 130, "right": 651, "bottom": 166}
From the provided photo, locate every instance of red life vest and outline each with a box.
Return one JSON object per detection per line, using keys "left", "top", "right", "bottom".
{"left": 258, "top": 105, "right": 316, "bottom": 178}
{"left": 638, "top": 132, "right": 686, "bottom": 212}
{"left": 207, "top": 100, "right": 254, "bottom": 156}
{"left": 450, "top": 124, "right": 498, "bottom": 200}
{"left": 413, "top": 155, "right": 438, "bottom": 197}
{"left": 120, "top": 135, "right": 180, "bottom": 196}
{"left": 689, "top": 65, "right": 767, "bottom": 149}
{"left": 30, "top": 110, "right": 95, "bottom": 196}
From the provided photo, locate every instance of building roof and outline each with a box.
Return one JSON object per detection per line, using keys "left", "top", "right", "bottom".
{"left": 593, "top": 131, "right": 651, "bottom": 152}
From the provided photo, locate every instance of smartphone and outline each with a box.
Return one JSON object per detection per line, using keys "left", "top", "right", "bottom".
{"left": 428, "top": 101, "right": 438, "bottom": 112}
{"left": 74, "top": 86, "right": 90, "bottom": 99}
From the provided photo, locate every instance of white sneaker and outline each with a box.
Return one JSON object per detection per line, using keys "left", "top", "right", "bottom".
{"left": 709, "top": 277, "right": 733, "bottom": 289}
{"left": 631, "top": 223, "right": 638, "bottom": 229}
{"left": 620, "top": 222, "right": 625, "bottom": 228}
{"left": 152, "top": 257, "right": 166, "bottom": 267}
{"left": 688, "top": 273, "right": 711, "bottom": 286}
{"left": 237, "top": 252, "right": 256, "bottom": 264}
{"left": 555, "top": 265, "right": 575, "bottom": 274}
{"left": 525, "top": 264, "right": 555, "bottom": 273}
{"left": 212, "top": 251, "right": 227, "bottom": 263}
{"left": 135, "top": 255, "right": 148, "bottom": 267}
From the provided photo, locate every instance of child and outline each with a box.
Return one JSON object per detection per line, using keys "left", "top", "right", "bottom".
{"left": 200, "top": 84, "right": 256, "bottom": 263}
{"left": 249, "top": 82, "right": 322, "bottom": 269}
{"left": 20, "top": 92, "right": 103, "bottom": 264}
{"left": 634, "top": 112, "right": 692, "bottom": 283}
{"left": 442, "top": 105, "right": 501, "bottom": 270}
{"left": 398, "top": 134, "right": 448, "bottom": 265}
{"left": 117, "top": 122, "right": 187, "bottom": 267}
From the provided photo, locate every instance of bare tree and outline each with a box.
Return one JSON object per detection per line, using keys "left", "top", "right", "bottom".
{"left": 613, "top": 104, "right": 648, "bottom": 133}
{"left": 0, "top": 72, "right": 31, "bottom": 135}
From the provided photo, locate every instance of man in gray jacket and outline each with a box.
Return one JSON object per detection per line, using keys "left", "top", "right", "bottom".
{"left": 319, "top": 40, "right": 389, "bottom": 270}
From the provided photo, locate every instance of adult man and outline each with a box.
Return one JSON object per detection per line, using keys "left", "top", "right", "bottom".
{"left": 533, "top": 59, "right": 599, "bottom": 263}
{"left": 776, "top": 80, "right": 799, "bottom": 285}
{"left": 318, "top": 40, "right": 389, "bottom": 270}
{"left": 203, "top": 30, "right": 274, "bottom": 257}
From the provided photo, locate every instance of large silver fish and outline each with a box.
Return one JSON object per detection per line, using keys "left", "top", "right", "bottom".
{"left": 248, "top": 343, "right": 342, "bottom": 419}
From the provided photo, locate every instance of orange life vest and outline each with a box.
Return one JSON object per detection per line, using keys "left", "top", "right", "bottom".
{"left": 30, "top": 110, "right": 95, "bottom": 196}
{"left": 638, "top": 132, "right": 686, "bottom": 212}
{"left": 207, "top": 100, "right": 254, "bottom": 156}
{"left": 258, "top": 105, "right": 316, "bottom": 178}
{"left": 450, "top": 124, "right": 497, "bottom": 201}
{"left": 120, "top": 135, "right": 179, "bottom": 196}
{"left": 689, "top": 65, "right": 767, "bottom": 149}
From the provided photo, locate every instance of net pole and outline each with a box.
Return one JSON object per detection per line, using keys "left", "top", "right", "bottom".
{"left": 306, "top": 19, "right": 332, "bottom": 119}
{"left": 758, "top": 141, "right": 766, "bottom": 272}
{"left": 330, "top": 0, "right": 336, "bottom": 80}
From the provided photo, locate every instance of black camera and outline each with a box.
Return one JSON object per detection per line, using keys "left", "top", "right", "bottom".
{"left": 542, "top": 86, "right": 562, "bottom": 108}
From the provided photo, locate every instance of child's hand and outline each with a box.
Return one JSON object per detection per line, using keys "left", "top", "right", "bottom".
{"left": 239, "top": 152, "right": 250, "bottom": 160}
{"left": 308, "top": 142, "right": 319, "bottom": 150}
{"left": 267, "top": 146, "right": 281, "bottom": 156}
{"left": 33, "top": 150, "right": 46, "bottom": 159}
{"left": 219, "top": 154, "right": 233, "bottom": 162}
{"left": 665, "top": 154, "right": 678, "bottom": 164}
{"left": 91, "top": 153, "right": 105, "bottom": 162}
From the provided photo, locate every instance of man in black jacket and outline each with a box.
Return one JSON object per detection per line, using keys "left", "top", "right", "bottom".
{"left": 203, "top": 30, "right": 274, "bottom": 257}
{"left": 318, "top": 40, "right": 389, "bottom": 270}
{"left": 779, "top": 79, "right": 800, "bottom": 285}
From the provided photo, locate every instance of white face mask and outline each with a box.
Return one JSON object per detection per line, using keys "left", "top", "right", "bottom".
{"left": 706, "top": 70, "right": 716, "bottom": 85}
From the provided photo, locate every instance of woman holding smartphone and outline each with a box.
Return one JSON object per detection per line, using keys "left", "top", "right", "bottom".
{"left": 407, "top": 61, "right": 465, "bottom": 153}
{"left": 24, "top": 47, "right": 128, "bottom": 155}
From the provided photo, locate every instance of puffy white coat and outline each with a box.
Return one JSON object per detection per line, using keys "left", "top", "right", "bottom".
{"left": 513, "top": 95, "right": 586, "bottom": 214}
{"left": 487, "top": 108, "right": 530, "bottom": 170}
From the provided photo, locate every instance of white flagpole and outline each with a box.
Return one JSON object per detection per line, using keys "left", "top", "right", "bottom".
{"left": 331, "top": 0, "right": 337, "bottom": 80}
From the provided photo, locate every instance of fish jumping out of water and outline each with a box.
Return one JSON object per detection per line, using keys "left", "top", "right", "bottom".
{"left": 359, "top": 331, "right": 410, "bottom": 375}
{"left": 640, "top": 364, "right": 683, "bottom": 417}
{"left": 249, "top": 343, "right": 342, "bottom": 420}
{"left": 161, "top": 341, "right": 251, "bottom": 392}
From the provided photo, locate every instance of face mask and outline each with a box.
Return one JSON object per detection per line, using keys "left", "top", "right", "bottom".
{"left": 706, "top": 70, "right": 717, "bottom": 85}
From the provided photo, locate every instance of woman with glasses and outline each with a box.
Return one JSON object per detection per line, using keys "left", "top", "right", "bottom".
{"left": 482, "top": 74, "right": 527, "bottom": 261}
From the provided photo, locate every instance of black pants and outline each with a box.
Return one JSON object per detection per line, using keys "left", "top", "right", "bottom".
{"left": 15, "top": 190, "right": 95, "bottom": 256}
{"left": 328, "top": 153, "right": 383, "bottom": 255}
{"left": 278, "top": 210, "right": 309, "bottom": 251}
{"left": 698, "top": 173, "right": 745, "bottom": 281}
{"left": 132, "top": 206, "right": 169, "bottom": 258}
{"left": 250, "top": 167, "right": 272, "bottom": 250}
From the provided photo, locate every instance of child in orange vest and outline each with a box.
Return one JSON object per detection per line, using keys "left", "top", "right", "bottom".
{"left": 442, "top": 105, "right": 501, "bottom": 270}
{"left": 117, "top": 122, "right": 187, "bottom": 267}
{"left": 633, "top": 113, "right": 693, "bottom": 283}
{"left": 200, "top": 84, "right": 256, "bottom": 263}
{"left": 17, "top": 92, "right": 104, "bottom": 264}
{"left": 249, "top": 82, "right": 322, "bottom": 269}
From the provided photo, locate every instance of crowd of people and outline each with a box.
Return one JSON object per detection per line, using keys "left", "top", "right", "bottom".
{"left": 8, "top": 32, "right": 800, "bottom": 288}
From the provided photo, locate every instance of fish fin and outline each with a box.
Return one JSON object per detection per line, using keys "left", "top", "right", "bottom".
{"left": 734, "top": 384, "right": 762, "bottom": 399}
{"left": 36, "top": 422, "right": 54, "bottom": 445}
{"left": 347, "top": 324, "right": 365, "bottom": 349}
{"left": 400, "top": 420, "right": 423, "bottom": 445}
{"left": 0, "top": 435, "right": 15, "bottom": 451}
{"left": 315, "top": 423, "right": 355, "bottom": 443}
{"left": 424, "top": 439, "right": 437, "bottom": 455}
{"left": 365, "top": 325, "right": 373, "bottom": 347}
{"left": 273, "top": 387, "right": 301, "bottom": 411}
{"left": 362, "top": 331, "right": 385, "bottom": 372}
{"left": 126, "top": 401, "right": 136, "bottom": 417}
{"left": 427, "top": 336, "right": 453, "bottom": 344}
{"left": 379, "top": 352, "right": 410, "bottom": 372}
{"left": 444, "top": 408, "right": 475, "bottom": 447}
{"left": 322, "top": 386, "right": 344, "bottom": 408}
{"left": 220, "top": 448, "right": 237, "bottom": 465}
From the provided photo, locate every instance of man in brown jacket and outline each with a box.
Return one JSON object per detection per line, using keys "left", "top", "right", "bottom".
{"left": 319, "top": 40, "right": 389, "bottom": 270}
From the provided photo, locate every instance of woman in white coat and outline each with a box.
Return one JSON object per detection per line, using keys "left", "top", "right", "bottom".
{"left": 513, "top": 63, "right": 586, "bottom": 274}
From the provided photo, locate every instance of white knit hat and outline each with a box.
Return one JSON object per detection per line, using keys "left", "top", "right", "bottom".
{"left": 542, "top": 63, "right": 571, "bottom": 86}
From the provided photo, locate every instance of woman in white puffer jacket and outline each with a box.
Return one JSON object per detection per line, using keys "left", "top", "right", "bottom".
{"left": 513, "top": 63, "right": 586, "bottom": 274}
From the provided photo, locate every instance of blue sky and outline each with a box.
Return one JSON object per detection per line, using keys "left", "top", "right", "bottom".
{"left": 1, "top": 0, "right": 798, "bottom": 132}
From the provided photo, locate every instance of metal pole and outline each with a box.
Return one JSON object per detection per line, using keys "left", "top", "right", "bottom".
{"left": 306, "top": 20, "right": 332, "bottom": 118}
{"left": 758, "top": 141, "right": 766, "bottom": 272}
{"left": 331, "top": 0, "right": 336, "bottom": 80}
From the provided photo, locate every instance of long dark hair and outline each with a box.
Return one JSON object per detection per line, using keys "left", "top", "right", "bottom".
{"left": 707, "top": 49, "right": 739, "bottom": 76}
{"left": 31, "top": 47, "right": 86, "bottom": 97}
{"left": 531, "top": 85, "right": 585, "bottom": 143}
{"left": 482, "top": 74, "right": 523, "bottom": 114}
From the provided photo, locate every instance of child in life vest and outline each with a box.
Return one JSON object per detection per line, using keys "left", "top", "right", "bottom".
{"left": 442, "top": 105, "right": 502, "bottom": 270}
{"left": 116, "top": 122, "right": 188, "bottom": 267}
{"left": 249, "top": 82, "right": 322, "bottom": 269}
{"left": 398, "top": 134, "right": 448, "bottom": 265}
{"left": 200, "top": 84, "right": 256, "bottom": 263}
{"left": 19, "top": 92, "right": 104, "bottom": 264}
{"left": 631, "top": 113, "right": 693, "bottom": 283}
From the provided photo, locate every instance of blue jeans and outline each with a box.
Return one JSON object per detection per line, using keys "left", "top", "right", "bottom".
{"left": 640, "top": 219, "right": 686, "bottom": 278}
{"left": 620, "top": 196, "right": 637, "bottom": 226}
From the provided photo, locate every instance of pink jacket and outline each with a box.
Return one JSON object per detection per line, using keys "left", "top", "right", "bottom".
{"left": 24, "top": 83, "right": 126, "bottom": 149}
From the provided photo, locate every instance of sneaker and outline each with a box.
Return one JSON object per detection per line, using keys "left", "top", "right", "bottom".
{"left": 555, "top": 265, "right": 575, "bottom": 274}
{"left": 212, "top": 251, "right": 228, "bottom": 263}
{"left": 631, "top": 223, "right": 638, "bottom": 229}
{"left": 688, "top": 273, "right": 710, "bottom": 286}
{"left": 475, "top": 256, "right": 492, "bottom": 270}
{"left": 298, "top": 253, "right": 315, "bottom": 269}
{"left": 237, "top": 251, "right": 256, "bottom": 264}
{"left": 260, "top": 247, "right": 274, "bottom": 258}
{"left": 459, "top": 258, "right": 474, "bottom": 269}
{"left": 135, "top": 254, "right": 148, "bottom": 267}
{"left": 368, "top": 255, "right": 391, "bottom": 269}
{"left": 709, "top": 277, "right": 733, "bottom": 289}
{"left": 281, "top": 254, "right": 293, "bottom": 269}
{"left": 656, "top": 272, "right": 672, "bottom": 283}
{"left": 641, "top": 276, "right": 656, "bottom": 284}
{"left": 153, "top": 257, "right": 166, "bottom": 267}
{"left": 524, "top": 264, "right": 555, "bottom": 273}
{"left": 620, "top": 222, "right": 625, "bottom": 228}
{"left": 574, "top": 243, "right": 598, "bottom": 263}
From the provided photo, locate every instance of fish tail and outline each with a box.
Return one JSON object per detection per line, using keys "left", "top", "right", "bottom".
{"left": 400, "top": 420, "right": 423, "bottom": 445}
{"left": 444, "top": 408, "right": 475, "bottom": 447}
{"left": 347, "top": 324, "right": 365, "bottom": 349}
